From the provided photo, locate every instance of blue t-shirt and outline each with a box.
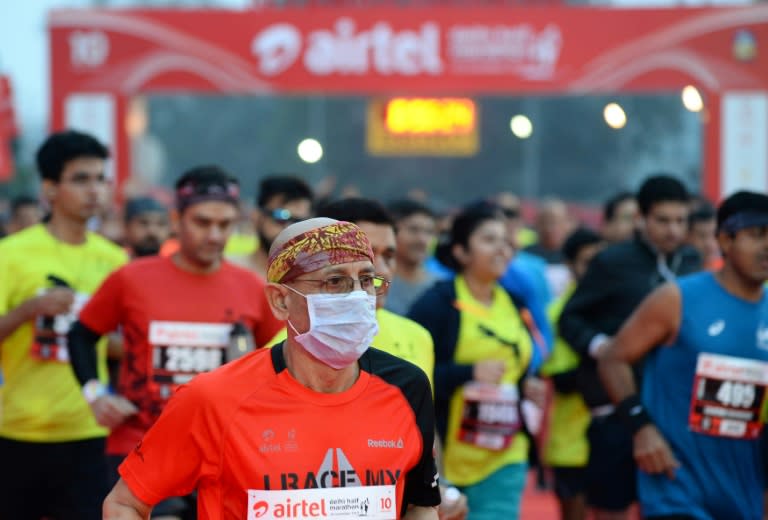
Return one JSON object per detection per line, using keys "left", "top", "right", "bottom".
{"left": 505, "top": 251, "right": 551, "bottom": 307}
{"left": 640, "top": 272, "right": 768, "bottom": 520}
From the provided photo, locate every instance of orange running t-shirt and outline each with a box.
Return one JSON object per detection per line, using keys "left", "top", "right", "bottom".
{"left": 79, "top": 256, "right": 283, "bottom": 455}
{"left": 119, "top": 344, "right": 440, "bottom": 519}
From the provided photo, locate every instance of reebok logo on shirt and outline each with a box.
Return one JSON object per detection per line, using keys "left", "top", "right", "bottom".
{"left": 367, "top": 438, "right": 404, "bottom": 449}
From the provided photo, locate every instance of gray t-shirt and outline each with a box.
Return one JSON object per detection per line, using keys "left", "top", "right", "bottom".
{"left": 384, "top": 273, "right": 439, "bottom": 316}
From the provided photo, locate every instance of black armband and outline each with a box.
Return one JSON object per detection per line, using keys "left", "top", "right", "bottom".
{"left": 615, "top": 394, "right": 653, "bottom": 435}
{"left": 67, "top": 320, "right": 103, "bottom": 386}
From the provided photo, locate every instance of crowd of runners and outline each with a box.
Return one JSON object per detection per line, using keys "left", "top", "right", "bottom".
{"left": 0, "top": 129, "right": 766, "bottom": 520}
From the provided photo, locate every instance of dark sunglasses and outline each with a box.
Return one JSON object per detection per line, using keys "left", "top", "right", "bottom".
{"left": 502, "top": 208, "right": 520, "bottom": 219}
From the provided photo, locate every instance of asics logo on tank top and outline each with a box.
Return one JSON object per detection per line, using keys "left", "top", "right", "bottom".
{"left": 708, "top": 320, "right": 726, "bottom": 337}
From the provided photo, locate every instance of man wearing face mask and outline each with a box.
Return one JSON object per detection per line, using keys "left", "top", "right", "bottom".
{"left": 103, "top": 218, "right": 441, "bottom": 520}
{"left": 68, "top": 166, "right": 283, "bottom": 520}
{"left": 267, "top": 198, "right": 436, "bottom": 389}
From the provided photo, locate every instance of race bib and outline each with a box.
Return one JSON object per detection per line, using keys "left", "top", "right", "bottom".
{"left": 458, "top": 382, "right": 520, "bottom": 450}
{"left": 688, "top": 353, "right": 768, "bottom": 440}
{"left": 30, "top": 292, "right": 89, "bottom": 363}
{"left": 149, "top": 321, "right": 231, "bottom": 388}
{"left": 247, "top": 486, "right": 397, "bottom": 520}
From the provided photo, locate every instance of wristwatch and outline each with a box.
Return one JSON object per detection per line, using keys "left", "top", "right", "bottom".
{"left": 82, "top": 379, "right": 107, "bottom": 404}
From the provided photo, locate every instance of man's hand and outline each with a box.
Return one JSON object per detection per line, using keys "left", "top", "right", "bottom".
{"left": 633, "top": 424, "right": 680, "bottom": 479}
{"left": 438, "top": 486, "right": 468, "bottom": 520}
{"left": 404, "top": 505, "right": 439, "bottom": 519}
{"left": 91, "top": 395, "right": 138, "bottom": 429}
{"left": 30, "top": 288, "right": 75, "bottom": 317}
{"left": 0, "top": 288, "right": 74, "bottom": 344}
{"left": 103, "top": 478, "right": 152, "bottom": 519}
{"left": 472, "top": 360, "right": 506, "bottom": 384}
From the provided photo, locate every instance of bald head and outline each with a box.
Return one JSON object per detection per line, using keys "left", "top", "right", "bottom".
{"left": 538, "top": 198, "right": 568, "bottom": 219}
{"left": 269, "top": 217, "right": 339, "bottom": 258}
{"left": 536, "top": 198, "right": 574, "bottom": 250}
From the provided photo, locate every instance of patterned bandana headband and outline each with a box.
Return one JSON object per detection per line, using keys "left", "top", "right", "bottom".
{"left": 176, "top": 179, "right": 240, "bottom": 212}
{"left": 266, "top": 221, "right": 374, "bottom": 283}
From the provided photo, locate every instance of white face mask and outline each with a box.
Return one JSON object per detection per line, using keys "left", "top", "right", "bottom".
{"left": 285, "top": 288, "right": 379, "bottom": 369}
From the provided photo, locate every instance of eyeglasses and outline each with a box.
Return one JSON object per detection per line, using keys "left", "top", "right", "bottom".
{"left": 264, "top": 208, "right": 303, "bottom": 225}
{"left": 290, "top": 275, "right": 390, "bottom": 296}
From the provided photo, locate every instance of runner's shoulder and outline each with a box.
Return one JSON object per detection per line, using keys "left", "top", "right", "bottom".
{"left": 0, "top": 224, "right": 48, "bottom": 255}
{"left": 221, "top": 259, "right": 269, "bottom": 286}
{"left": 114, "top": 255, "right": 171, "bottom": 278}
{"left": 365, "top": 347, "right": 432, "bottom": 397}
{"left": 185, "top": 347, "right": 276, "bottom": 398}
{"left": 84, "top": 231, "right": 129, "bottom": 262}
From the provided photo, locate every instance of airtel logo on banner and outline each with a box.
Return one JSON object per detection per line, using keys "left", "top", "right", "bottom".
{"left": 251, "top": 18, "right": 443, "bottom": 76}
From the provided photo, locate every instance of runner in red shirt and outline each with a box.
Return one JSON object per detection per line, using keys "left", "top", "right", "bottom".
{"left": 103, "top": 218, "right": 441, "bottom": 520}
{"left": 68, "top": 166, "right": 283, "bottom": 519}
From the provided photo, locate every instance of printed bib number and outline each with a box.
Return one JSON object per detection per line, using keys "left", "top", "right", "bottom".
{"left": 30, "top": 292, "right": 89, "bottom": 363}
{"left": 158, "top": 346, "right": 223, "bottom": 373}
{"left": 688, "top": 353, "right": 768, "bottom": 440}
{"left": 149, "top": 321, "right": 231, "bottom": 387}
{"left": 247, "top": 485, "right": 397, "bottom": 520}
{"left": 458, "top": 382, "right": 520, "bottom": 450}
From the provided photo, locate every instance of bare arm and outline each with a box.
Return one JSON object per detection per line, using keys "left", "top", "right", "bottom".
{"left": 404, "top": 506, "right": 439, "bottom": 520}
{"left": 103, "top": 479, "right": 152, "bottom": 520}
{"left": 598, "top": 283, "right": 681, "bottom": 403}
{"left": 598, "top": 283, "right": 682, "bottom": 479}
{"left": 106, "top": 332, "right": 123, "bottom": 361}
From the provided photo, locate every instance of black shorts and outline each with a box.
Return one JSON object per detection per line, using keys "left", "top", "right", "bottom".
{"left": 0, "top": 436, "right": 109, "bottom": 520}
{"left": 585, "top": 414, "right": 637, "bottom": 511}
{"left": 762, "top": 428, "right": 768, "bottom": 489}
{"left": 108, "top": 454, "right": 196, "bottom": 519}
{"left": 552, "top": 466, "right": 587, "bottom": 500}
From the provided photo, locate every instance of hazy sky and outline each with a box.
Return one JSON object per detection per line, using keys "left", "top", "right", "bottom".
{"left": 0, "top": 0, "right": 84, "bottom": 161}
{"left": 0, "top": 0, "right": 246, "bottom": 164}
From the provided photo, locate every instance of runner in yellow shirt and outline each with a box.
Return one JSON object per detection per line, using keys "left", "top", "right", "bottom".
{"left": 409, "top": 202, "right": 547, "bottom": 520}
{"left": 0, "top": 131, "right": 128, "bottom": 519}
{"left": 541, "top": 228, "right": 603, "bottom": 520}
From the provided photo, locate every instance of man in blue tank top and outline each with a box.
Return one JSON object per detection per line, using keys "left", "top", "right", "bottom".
{"left": 598, "top": 191, "right": 768, "bottom": 520}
